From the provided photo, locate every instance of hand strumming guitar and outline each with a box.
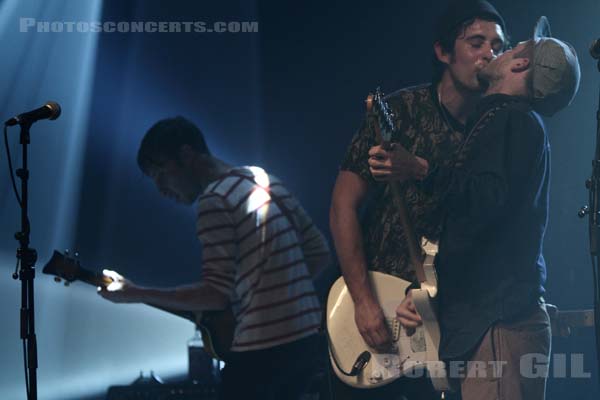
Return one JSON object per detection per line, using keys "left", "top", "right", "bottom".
{"left": 354, "top": 296, "right": 393, "bottom": 352}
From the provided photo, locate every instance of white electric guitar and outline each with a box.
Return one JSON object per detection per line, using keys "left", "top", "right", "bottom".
{"left": 327, "top": 89, "right": 450, "bottom": 392}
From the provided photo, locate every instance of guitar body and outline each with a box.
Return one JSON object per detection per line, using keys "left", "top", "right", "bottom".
{"left": 198, "top": 310, "right": 235, "bottom": 361}
{"left": 327, "top": 271, "right": 450, "bottom": 390}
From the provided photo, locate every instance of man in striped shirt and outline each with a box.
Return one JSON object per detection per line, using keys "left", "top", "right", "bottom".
{"left": 99, "top": 116, "right": 331, "bottom": 399}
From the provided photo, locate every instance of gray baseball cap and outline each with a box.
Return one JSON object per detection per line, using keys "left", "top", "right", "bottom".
{"left": 531, "top": 16, "right": 581, "bottom": 117}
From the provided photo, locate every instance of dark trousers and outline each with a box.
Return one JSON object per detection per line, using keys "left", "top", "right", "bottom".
{"left": 219, "top": 334, "right": 323, "bottom": 400}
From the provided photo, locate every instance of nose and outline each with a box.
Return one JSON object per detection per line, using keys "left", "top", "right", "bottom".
{"left": 481, "top": 43, "right": 495, "bottom": 63}
{"left": 481, "top": 45, "right": 496, "bottom": 63}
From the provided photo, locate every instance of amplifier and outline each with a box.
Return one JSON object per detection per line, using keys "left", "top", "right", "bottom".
{"left": 106, "top": 383, "right": 218, "bottom": 400}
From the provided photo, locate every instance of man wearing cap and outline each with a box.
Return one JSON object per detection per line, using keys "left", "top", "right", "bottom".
{"left": 394, "top": 16, "right": 580, "bottom": 399}
{"left": 330, "top": 1, "right": 507, "bottom": 398}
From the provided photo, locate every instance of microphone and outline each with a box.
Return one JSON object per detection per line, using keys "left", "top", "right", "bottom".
{"left": 4, "top": 101, "right": 61, "bottom": 126}
{"left": 591, "top": 39, "right": 600, "bottom": 60}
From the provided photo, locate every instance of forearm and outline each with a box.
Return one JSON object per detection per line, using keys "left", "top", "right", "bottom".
{"left": 330, "top": 203, "right": 376, "bottom": 305}
{"left": 133, "top": 282, "right": 229, "bottom": 312}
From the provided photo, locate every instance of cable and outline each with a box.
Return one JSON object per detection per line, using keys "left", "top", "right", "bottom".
{"left": 4, "top": 124, "right": 22, "bottom": 206}
{"left": 325, "top": 323, "right": 371, "bottom": 377}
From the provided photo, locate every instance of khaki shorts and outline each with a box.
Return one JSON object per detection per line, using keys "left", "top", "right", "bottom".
{"left": 459, "top": 303, "right": 551, "bottom": 400}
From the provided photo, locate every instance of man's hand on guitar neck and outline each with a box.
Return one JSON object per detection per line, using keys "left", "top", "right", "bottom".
{"left": 354, "top": 297, "right": 393, "bottom": 351}
{"left": 97, "top": 269, "right": 144, "bottom": 303}
{"left": 368, "top": 143, "right": 429, "bottom": 182}
{"left": 395, "top": 290, "right": 423, "bottom": 336}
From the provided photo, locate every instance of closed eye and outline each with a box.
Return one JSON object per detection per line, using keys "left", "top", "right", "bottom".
{"left": 468, "top": 39, "right": 484, "bottom": 48}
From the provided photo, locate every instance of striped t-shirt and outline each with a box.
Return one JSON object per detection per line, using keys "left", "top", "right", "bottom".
{"left": 197, "top": 166, "right": 329, "bottom": 352}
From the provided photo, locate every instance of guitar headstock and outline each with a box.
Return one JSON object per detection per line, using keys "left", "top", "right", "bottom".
{"left": 365, "top": 87, "right": 395, "bottom": 144}
{"left": 42, "top": 250, "right": 79, "bottom": 283}
{"left": 42, "top": 250, "right": 111, "bottom": 287}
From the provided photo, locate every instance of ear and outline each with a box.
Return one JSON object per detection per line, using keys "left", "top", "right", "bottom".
{"left": 434, "top": 41, "right": 451, "bottom": 65}
{"left": 511, "top": 57, "right": 530, "bottom": 73}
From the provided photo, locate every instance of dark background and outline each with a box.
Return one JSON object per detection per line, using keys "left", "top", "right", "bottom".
{"left": 0, "top": 0, "right": 598, "bottom": 398}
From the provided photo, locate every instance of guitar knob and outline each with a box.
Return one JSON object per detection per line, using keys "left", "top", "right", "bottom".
{"left": 383, "top": 357, "right": 391, "bottom": 367}
{"left": 54, "top": 277, "right": 62, "bottom": 283}
{"left": 370, "top": 370, "right": 383, "bottom": 381}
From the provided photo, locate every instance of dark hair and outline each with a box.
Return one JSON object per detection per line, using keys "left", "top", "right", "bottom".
{"left": 137, "top": 116, "right": 211, "bottom": 175}
{"left": 432, "top": 16, "right": 509, "bottom": 83}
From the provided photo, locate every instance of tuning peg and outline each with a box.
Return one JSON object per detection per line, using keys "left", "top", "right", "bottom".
{"left": 65, "top": 249, "right": 70, "bottom": 255}
{"left": 74, "top": 252, "right": 80, "bottom": 258}
{"left": 54, "top": 277, "right": 62, "bottom": 283}
{"left": 64, "top": 281, "right": 70, "bottom": 287}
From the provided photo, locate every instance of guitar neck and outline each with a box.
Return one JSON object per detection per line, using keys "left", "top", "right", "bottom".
{"left": 77, "top": 267, "right": 112, "bottom": 287}
{"left": 378, "top": 142, "right": 427, "bottom": 284}
{"left": 389, "top": 183, "right": 427, "bottom": 283}
{"left": 144, "top": 303, "right": 198, "bottom": 324}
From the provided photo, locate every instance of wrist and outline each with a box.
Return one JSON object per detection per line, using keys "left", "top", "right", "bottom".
{"left": 355, "top": 292, "right": 379, "bottom": 309}
{"left": 130, "top": 285, "right": 150, "bottom": 302}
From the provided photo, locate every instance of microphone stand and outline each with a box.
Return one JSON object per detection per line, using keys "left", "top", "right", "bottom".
{"left": 10, "top": 120, "right": 39, "bottom": 400}
{"left": 580, "top": 57, "right": 600, "bottom": 385}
